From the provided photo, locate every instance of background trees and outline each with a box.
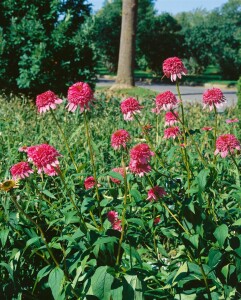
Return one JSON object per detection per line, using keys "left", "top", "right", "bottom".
{"left": 0, "top": 0, "right": 96, "bottom": 95}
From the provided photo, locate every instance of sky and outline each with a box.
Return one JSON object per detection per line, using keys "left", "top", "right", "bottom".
{"left": 89, "top": 0, "right": 228, "bottom": 14}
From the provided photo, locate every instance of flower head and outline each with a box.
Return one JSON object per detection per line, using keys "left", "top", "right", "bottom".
{"left": 226, "top": 118, "right": 239, "bottom": 124}
{"left": 66, "top": 82, "right": 94, "bottom": 112}
{"left": 214, "top": 134, "right": 240, "bottom": 158}
{"left": 111, "top": 129, "right": 130, "bottom": 150}
{"left": 120, "top": 97, "right": 142, "bottom": 121}
{"left": 164, "top": 126, "right": 181, "bottom": 139}
{"left": 129, "top": 159, "right": 152, "bottom": 177}
{"left": 18, "top": 146, "right": 28, "bottom": 152}
{"left": 154, "top": 217, "right": 161, "bottom": 225}
{"left": 110, "top": 167, "right": 125, "bottom": 184}
{"left": 36, "top": 90, "right": 62, "bottom": 114}
{"left": 112, "top": 219, "right": 122, "bottom": 231}
{"left": 27, "top": 144, "right": 61, "bottom": 176}
{"left": 202, "top": 88, "right": 226, "bottom": 111}
{"left": 10, "top": 162, "right": 33, "bottom": 180}
{"left": 107, "top": 211, "right": 118, "bottom": 223}
{"left": 147, "top": 186, "right": 166, "bottom": 202}
{"left": 130, "top": 143, "right": 154, "bottom": 164}
{"left": 153, "top": 91, "right": 178, "bottom": 112}
{"left": 164, "top": 111, "right": 179, "bottom": 127}
{"left": 162, "top": 57, "right": 188, "bottom": 82}
{"left": 202, "top": 127, "right": 213, "bottom": 131}
{"left": 0, "top": 179, "right": 19, "bottom": 192}
{"left": 84, "top": 176, "right": 96, "bottom": 190}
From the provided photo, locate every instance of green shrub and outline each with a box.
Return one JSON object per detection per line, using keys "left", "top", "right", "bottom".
{"left": 237, "top": 76, "right": 241, "bottom": 109}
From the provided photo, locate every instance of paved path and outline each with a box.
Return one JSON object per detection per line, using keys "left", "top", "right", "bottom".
{"left": 97, "top": 79, "right": 238, "bottom": 110}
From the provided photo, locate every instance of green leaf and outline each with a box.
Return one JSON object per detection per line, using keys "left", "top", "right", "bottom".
{"left": 48, "top": 267, "right": 65, "bottom": 300}
{"left": 130, "top": 189, "right": 142, "bottom": 202}
{"left": 233, "top": 218, "right": 241, "bottom": 226}
{"left": 42, "top": 189, "right": 56, "bottom": 199}
{"left": 0, "top": 228, "right": 9, "bottom": 247}
{"left": 123, "top": 274, "right": 144, "bottom": 299}
{"left": 91, "top": 266, "right": 114, "bottom": 300}
{"left": 81, "top": 197, "right": 95, "bottom": 213}
{"left": 208, "top": 248, "right": 222, "bottom": 269}
{"left": 108, "top": 171, "right": 124, "bottom": 182}
{"left": 196, "top": 169, "right": 210, "bottom": 192}
{"left": 213, "top": 224, "right": 229, "bottom": 247}
{"left": 93, "top": 236, "right": 118, "bottom": 246}
{"left": 173, "top": 262, "right": 188, "bottom": 283}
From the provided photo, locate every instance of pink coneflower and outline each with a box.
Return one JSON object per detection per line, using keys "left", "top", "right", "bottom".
{"left": 164, "top": 111, "right": 179, "bottom": 127}
{"left": 153, "top": 91, "right": 178, "bottom": 112}
{"left": 214, "top": 134, "right": 240, "bottom": 158}
{"left": 130, "top": 143, "right": 154, "bottom": 164}
{"left": 84, "top": 176, "right": 96, "bottom": 190}
{"left": 226, "top": 118, "right": 239, "bottom": 124}
{"left": 154, "top": 217, "right": 161, "bottom": 225}
{"left": 202, "top": 88, "right": 226, "bottom": 111}
{"left": 18, "top": 146, "right": 28, "bottom": 153}
{"left": 120, "top": 97, "right": 142, "bottom": 121}
{"left": 162, "top": 57, "right": 188, "bottom": 82}
{"left": 107, "top": 211, "right": 122, "bottom": 231}
{"left": 202, "top": 127, "right": 213, "bottom": 131}
{"left": 147, "top": 186, "right": 166, "bottom": 202}
{"left": 111, "top": 129, "right": 130, "bottom": 150}
{"left": 66, "top": 82, "right": 94, "bottom": 112}
{"left": 36, "top": 90, "right": 62, "bottom": 114}
{"left": 129, "top": 159, "right": 152, "bottom": 177}
{"left": 107, "top": 211, "right": 118, "bottom": 223}
{"left": 27, "top": 144, "right": 61, "bottom": 176}
{"left": 10, "top": 162, "right": 33, "bottom": 180}
{"left": 110, "top": 167, "right": 125, "bottom": 184}
{"left": 164, "top": 126, "right": 181, "bottom": 139}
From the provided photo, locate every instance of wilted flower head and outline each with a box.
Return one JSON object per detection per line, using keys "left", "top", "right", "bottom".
{"left": 162, "top": 57, "right": 188, "bottom": 82}
{"left": 164, "top": 111, "right": 179, "bottom": 127}
{"left": 147, "top": 186, "right": 166, "bottom": 202}
{"left": 84, "top": 176, "right": 96, "bottom": 190}
{"left": 18, "top": 146, "right": 28, "bottom": 152}
{"left": 202, "top": 88, "right": 226, "bottom": 111}
{"left": 154, "top": 216, "right": 161, "bottom": 225}
{"left": 214, "top": 134, "right": 240, "bottom": 158}
{"left": 110, "top": 167, "right": 125, "bottom": 184}
{"left": 226, "top": 118, "right": 239, "bottom": 124}
{"left": 120, "top": 97, "right": 142, "bottom": 121}
{"left": 27, "top": 144, "right": 61, "bottom": 176}
{"left": 66, "top": 82, "right": 94, "bottom": 112}
{"left": 130, "top": 143, "right": 154, "bottom": 164}
{"left": 202, "top": 127, "right": 213, "bottom": 131}
{"left": 111, "top": 129, "right": 130, "bottom": 150}
{"left": 153, "top": 91, "right": 178, "bottom": 112}
{"left": 129, "top": 159, "right": 152, "bottom": 177}
{"left": 36, "top": 90, "right": 62, "bottom": 114}
{"left": 164, "top": 126, "right": 181, "bottom": 139}
{"left": 0, "top": 179, "right": 19, "bottom": 192}
{"left": 10, "top": 162, "right": 33, "bottom": 180}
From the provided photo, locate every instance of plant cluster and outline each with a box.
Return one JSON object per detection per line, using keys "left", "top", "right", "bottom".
{"left": 1, "top": 57, "right": 241, "bottom": 299}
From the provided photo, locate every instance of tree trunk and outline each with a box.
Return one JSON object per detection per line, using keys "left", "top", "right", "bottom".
{"left": 111, "top": 0, "right": 138, "bottom": 89}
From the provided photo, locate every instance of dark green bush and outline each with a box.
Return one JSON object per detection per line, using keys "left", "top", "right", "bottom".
{"left": 0, "top": 0, "right": 96, "bottom": 95}
{"left": 237, "top": 76, "right": 241, "bottom": 109}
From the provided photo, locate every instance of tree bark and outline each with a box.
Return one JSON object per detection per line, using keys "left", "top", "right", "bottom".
{"left": 111, "top": 0, "right": 138, "bottom": 89}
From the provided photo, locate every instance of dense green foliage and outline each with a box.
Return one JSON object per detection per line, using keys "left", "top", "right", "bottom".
{"left": 237, "top": 76, "right": 241, "bottom": 109}
{"left": 0, "top": 80, "right": 241, "bottom": 299}
{"left": 0, "top": 0, "right": 96, "bottom": 95}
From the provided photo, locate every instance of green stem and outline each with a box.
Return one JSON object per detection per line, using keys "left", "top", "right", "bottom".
{"left": 213, "top": 105, "right": 218, "bottom": 164}
{"left": 50, "top": 108, "right": 78, "bottom": 172}
{"left": 116, "top": 155, "right": 128, "bottom": 266}
{"left": 83, "top": 110, "right": 103, "bottom": 229}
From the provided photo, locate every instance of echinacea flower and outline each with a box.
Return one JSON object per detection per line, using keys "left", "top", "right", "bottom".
{"left": 66, "top": 82, "right": 94, "bottom": 112}
{"left": 154, "top": 216, "right": 161, "bottom": 225}
{"left": 129, "top": 159, "right": 152, "bottom": 177}
{"left": 202, "top": 127, "right": 213, "bottom": 131}
{"left": 202, "top": 88, "right": 226, "bottom": 111}
{"left": 110, "top": 167, "right": 125, "bottom": 184}
{"left": 10, "top": 162, "right": 33, "bottom": 180}
{"left": 162, "top": 57, "right": 188, "bottom": 82}
{"left": 164, "top": 126, "right": 181, "bottom": 139}
{"left": 27, "top": 144, "right": 61, "bottom": 176}
{"left": 226, "top": 118, "right": 239, "bottom": 124}
{"left": 153, "top": 91, "right": 178, "bottom": 112}
{"left": 111, "top": 129, "right": 130, "bottom": 150}
{"left": 120, "top": 97, "right": 142, "bottom": 121}
{"left": 214, "top": 134, "right": 240, "bottom": 158}
{"left": 84, "top": 176, "right": 96, "bottom": 190}
{"left": 18, "top": 146, "right": 28, "bottom": 152}
{"left": 164, "top": 111, "right": 179, "bottom": 127}
{"left": 147, "top": 186, "right": 166, "bottom": 201}
{"left": 130, "top": 143, "right": 154, "bottom": 164}
{"left": 0, "top": 179, "right": 19, "bottom": 192}
{"left": 36, "top": 90, "right": 62, "bottom": 114}
{"left": 112, "top": 219, "right": 122, "bottom": 231}
{"left": 107, "top": 211, "right": 118, "bottom": 223}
